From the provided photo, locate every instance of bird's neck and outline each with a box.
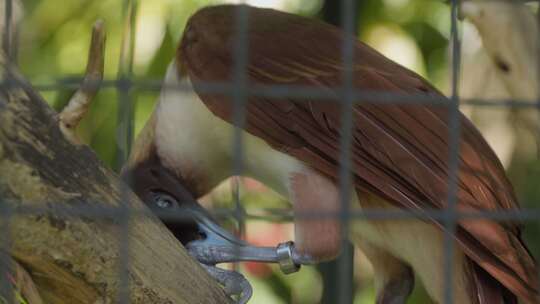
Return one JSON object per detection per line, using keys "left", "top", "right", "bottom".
{"left": 152, "top": 62, "right": 233, "bottom": 196}
{"left": 150, "top": 62, "right": 309, "bottom": 198}
{"left": 157, "top": 62, "right": 211, "bottom": 121}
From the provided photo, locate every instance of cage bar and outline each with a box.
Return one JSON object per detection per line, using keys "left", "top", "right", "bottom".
{"left": 116, "top": 0, "right": 138, "bottom": 303}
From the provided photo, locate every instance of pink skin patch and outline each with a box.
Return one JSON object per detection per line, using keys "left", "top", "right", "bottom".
{"left": 289, "top": 170, "right": 342, "bottom": 262}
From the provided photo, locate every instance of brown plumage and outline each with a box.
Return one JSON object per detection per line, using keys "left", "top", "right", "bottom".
{"left": 177, "top": 5, "right": 539, "bottom": 303}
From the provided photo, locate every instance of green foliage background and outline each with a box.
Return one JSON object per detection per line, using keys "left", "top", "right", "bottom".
{"left": 17, "top": 0, "right": 539, "bottom": 303}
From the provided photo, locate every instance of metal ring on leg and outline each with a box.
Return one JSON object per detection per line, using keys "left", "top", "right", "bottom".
{"left": 276, "top": 241, "right": 301, "bottom": 274}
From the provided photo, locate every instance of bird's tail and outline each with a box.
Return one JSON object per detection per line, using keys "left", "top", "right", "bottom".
{"left": 467, "top": 257, "right": 517, "bottom": 304}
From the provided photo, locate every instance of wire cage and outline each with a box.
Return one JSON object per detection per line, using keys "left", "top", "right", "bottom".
{"left": 2, "top": 0, "right": 540, "bottom": 303}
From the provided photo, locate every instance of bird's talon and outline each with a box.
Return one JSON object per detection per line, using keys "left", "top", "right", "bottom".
{"left": 200, "top": 264, "right": 253, "bottom": 304}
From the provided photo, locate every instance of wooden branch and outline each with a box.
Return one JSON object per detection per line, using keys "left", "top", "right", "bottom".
{"left": 461, "top": 1, "right": 538, "bottom": 101}
{"left": 0, "top": 0, "right": 23, "bottom": 61}
{"left": 4, "top": 257, "right": 44, "bottom": 304}
{"left": 0, "top": 16, "right": 231, "bottom": 304}
{"left": 0, "top": 65, "right": 231, "bottom": 304}
{"left": 460, "top": 1, "right": 540, "bottom": 159}
{"left": 58, "top": 20, "right": 105, "bottom": 145}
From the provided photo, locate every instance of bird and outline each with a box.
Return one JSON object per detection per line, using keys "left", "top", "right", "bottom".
{"left": 122, "top": 4, "right": 539, "bottom": 304}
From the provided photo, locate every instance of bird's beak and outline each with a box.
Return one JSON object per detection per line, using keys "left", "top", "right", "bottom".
{"left": 144, "top": 188, "right": 246, "bottom": 247}
{"left": 149, "top": 190, "right": 302, "bottom": 274}
{"left": 122, "top": 160, "right": 303, "bottom": 274}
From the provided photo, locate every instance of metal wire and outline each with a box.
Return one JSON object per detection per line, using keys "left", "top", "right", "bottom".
{"left": 336, "top": 0, "right": 356, "bottom": 303}
{"left": 442, "top": 0, "right": 462, "bottom": 302}
{"left": 117, "top": 0, "right": 138, "bottom": 303}
{"left": 537, "top": 1, "right": 540, "bottom": 296}
{"left": 0, "top": 203, "right": 12, "bottom": 304}
{"left": 116, "top": 0, "right": 138, "bottom": 169}
{"left": 230, "top": 2, "right": 250, "bottom": 278}
{"left": 1, "top": 0, "right": 14, "bottom": 302}
{"left": 3, "top": 201, "right": 540, "bottom": 222}
{"left": 19, "top": 78, "right": 540, "bottom": 108}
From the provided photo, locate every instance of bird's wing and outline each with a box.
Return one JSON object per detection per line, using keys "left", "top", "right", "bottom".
{"left": 180, "top": 5, "right": 538, "bottom": 302}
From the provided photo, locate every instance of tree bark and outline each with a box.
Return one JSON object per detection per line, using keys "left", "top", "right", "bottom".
{"left": 0, "top": 46, "right": 230, "bottom": 304}
{"left": 460, "top": 1, "right": 540, "bottom": 163}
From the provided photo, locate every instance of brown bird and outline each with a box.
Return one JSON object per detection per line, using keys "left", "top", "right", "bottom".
{"left": 123, "top": 5, "right": 539, "bottom": 304}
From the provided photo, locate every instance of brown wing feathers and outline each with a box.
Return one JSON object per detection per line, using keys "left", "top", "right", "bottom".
{"left": 180, "top": 5, "right": 539, "bottom": 303}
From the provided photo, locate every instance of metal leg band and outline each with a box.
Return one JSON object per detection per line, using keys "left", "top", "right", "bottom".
{"left": 276, "top": 241, "right": 301, "bottom": 274}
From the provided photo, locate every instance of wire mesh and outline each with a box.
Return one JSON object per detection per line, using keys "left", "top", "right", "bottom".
{"left": 230, "top": 3, "right": 250, "bottom": 276}
{"left": 336, "top": 0, "right": 356, "bottom": 303}
{"left": 117, "top": 0, "right": 137, "bottom": 303}
{"left": 0, "top": 203, "right": 12, "bottom": 303}
{"left": 537, "top": 4, "right": 540, "bottom": 296}
{"left": 1, "top": 0, "right": 539, "bottom": 303}
{"left": 1, "top": 0, "right": 13, "bottom": 301}
{"left": 22, "top": 78, "right": 540, "bottom": 108}
{"left": 442, "top": 0, "right": 462, "bottom": 302}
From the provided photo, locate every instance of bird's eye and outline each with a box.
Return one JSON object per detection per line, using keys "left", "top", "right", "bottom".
{"left": 151, "top": 192, "right": 179, "bottom": 209}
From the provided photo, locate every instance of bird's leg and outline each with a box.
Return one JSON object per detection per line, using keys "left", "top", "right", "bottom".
{"left": 148, "top": 189, "right": 307, "bottom": 279}
{"left": 148, "top": 191, "right": 254, "bottom": 303}
{"left": 178, "top": 167, "right": 344, "bottom": 288}
{"left": 187, "top": 168, "right": 344, "bottom": 270}
{"left": 170, "top": 208, "right": 256, "bottom": 303}
{"left": 290, "top": 169, "right": 415, "bottom": 303}
{"left": 288, "top": 169, "right": 343, "bottom": 262}
{"left": 184, "top": 205, "right": 305, "bottom": 273}
{"left": 358, "top": 240, "right": 415, "bottom": 304}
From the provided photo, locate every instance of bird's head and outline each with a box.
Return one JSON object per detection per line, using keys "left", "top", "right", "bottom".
{"left": 121, "top": 147, "right": 205, "bottom": 245}
{"left": 120, "top": 4, "right": 296, "bottom": 249}
{"left": 119, "top": 82, "right": 243, "bottom": 249}
{"left": 122, "top": 152, "right": 247, "bottom": 251}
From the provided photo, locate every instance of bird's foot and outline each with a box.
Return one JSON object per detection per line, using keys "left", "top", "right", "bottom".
{"left": 187, "top": 241, "right": 312, "bottom": 303}
{"left": 148, "top": 191, "right": 312, "bottom": 302}
{"left": 148, "top": 191, "right": 310, "bottom": 302}
{"left": 187, "top": 240, "right": 318, "bottom": 274}
{"left": 200, "top": 263, "right": 252, "bottom": 304}
{"left": 183, "top": 203, "right": 315, "bottom": 274}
